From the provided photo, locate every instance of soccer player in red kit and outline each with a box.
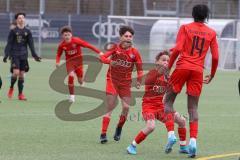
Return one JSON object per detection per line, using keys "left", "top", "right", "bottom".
{"left": 99, "top": 26, "right": 143, "bottom": 143}
{"left": 56, "top": 26, "right": 103, "bottom": 102}
{"left": 163, "top": 5, "right": 219, "bottom": 158}
{"left": 126, "top": 51, "right": 188, "bottom": 155}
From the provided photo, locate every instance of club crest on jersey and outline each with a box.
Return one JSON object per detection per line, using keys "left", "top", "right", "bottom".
{"left": 72, "top": 44, "right": 77, "bottom": 48}
{"left": 129, "top": 53, "right": 135, "bottom": 59}
{"left": 25, "top": 32, "right": 28, "bottom": 36}
{"left": 153, "top": 85, "right": 166, "bottom": 94}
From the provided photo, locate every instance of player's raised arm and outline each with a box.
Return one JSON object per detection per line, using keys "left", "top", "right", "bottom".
{"left": 3, "top": 30, "right": 14, "bottom": 62}
{"left": 27, "top": 30, "right": 41, "bottom": 62}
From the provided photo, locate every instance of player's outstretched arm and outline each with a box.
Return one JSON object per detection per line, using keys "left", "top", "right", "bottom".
{"left": 27, "top": 30, "right": 41, "bottom": 62}
{"left": 76, "top": 37, "right": 101, "bottom": 54}
{"left": 99, "top": 50, "right": 115, "bottom": 64}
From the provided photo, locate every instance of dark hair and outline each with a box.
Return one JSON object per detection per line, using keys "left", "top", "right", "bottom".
{"left": 60, "top": 26, "right": 72, "bottom": 34}
{"left": 119, "top": 26, "right": 134, "bottom": 36}
{"left": 192, "top": 4, "right": 210, "bottom": 22}
{"left": 155, "top": 50, "right": 169, "bottom": 61}
{"left": 15, "top": 12, "right": 26, "bottom": 20}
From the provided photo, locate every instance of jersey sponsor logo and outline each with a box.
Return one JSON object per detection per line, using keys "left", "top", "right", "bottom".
{"left": 115, "top": 59, "right": 132, "bottom": 68}
{"left": 17, "top": 35, "right": 23, "bottom": 43}
{"left": 152, "top": 85, "right": 166, "bottom": 94}
{"left": 112, "top": 51, "right": 133, "bottom": 67}
{"left": 24, "top": 32, "right": 28, "bottom": 36}
{"left": 67, "top": 49, "right": 78, "bottom": 55}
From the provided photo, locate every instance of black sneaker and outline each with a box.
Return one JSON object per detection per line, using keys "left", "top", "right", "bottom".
{"left": 113, "top": 127, "right": 122, "bottom": 141}
{"left": 100, "top": 133, "right": 108, "bottom": 144}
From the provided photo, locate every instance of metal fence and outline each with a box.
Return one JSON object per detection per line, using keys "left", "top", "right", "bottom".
{"left": 0, "top": 0, "right": 239, "bottom": 18}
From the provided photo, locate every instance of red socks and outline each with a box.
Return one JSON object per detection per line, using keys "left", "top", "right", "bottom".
{"left": 134, "top": 131, "right": 147, "bottom": 144}
{"left": 190, "top": 121, "right": 198, "bottom": 139}
{"left": 101, "top": 116, "right": 110, "bottom": 134}
{"left": 164, "top": 113, "right": 174, "bottom": 132}
{"left": 178, "top": 127, "right": 187, "bottom": 146}
{"left": 117, "top": 115, "right": 127, "bottom": 128}
{"left": 68, "top": 76, "right": 74, "bottom": 95}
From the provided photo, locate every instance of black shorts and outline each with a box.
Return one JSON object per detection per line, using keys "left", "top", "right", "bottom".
{"left": 11, "top": 57, "right": 29, "bottom": 73}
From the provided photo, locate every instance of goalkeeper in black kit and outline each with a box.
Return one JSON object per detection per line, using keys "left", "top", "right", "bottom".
{"left": 3, "top": 12, "right": 41, "bottom": 101}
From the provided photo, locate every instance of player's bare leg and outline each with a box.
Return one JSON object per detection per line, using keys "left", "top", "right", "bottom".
{"left": 174, "top": 112, "right": 189, "bottom": 154}
{"left": 163, "top": 90, "right": 178, "bottom": 153}
{"left": 187, "top": 95, "right": 199, "bottom": 158}
{"left": 142, "top": 119, "right": 156, "bottom": 134}
{"left": 8, "top": 69, "right": 19, "bottom": 99}
{"left": 114, "top": 96, "right": 130, "bottom": 141}
{"left": 18, "top": 71, "right": 26, "bottom": 100}
{"left": 100, "top": 94, "right": 118, "bottom": 144}
{"left": 127, "top": 119, "right": 155, "bottom": 155}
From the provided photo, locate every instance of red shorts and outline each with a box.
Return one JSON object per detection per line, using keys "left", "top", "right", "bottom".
{"left": 142, "top": 103, "right": 165, "bottom": 121}
{"left": 106, "top": 78, "right": 131, "bottom": 98}
{"left": 169, "top": 69, "right": 203, "bottom": 96}
{"left": 66, "top": 59, "right": 83, "bottom": 78}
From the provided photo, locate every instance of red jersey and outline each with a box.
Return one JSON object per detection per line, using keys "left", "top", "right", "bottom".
{"left": 142, "top": 69, "right": 168, "bottom": 106}
{"left": 100, "top": 45, "right": 143, "bottom": 85}
{"left": 168, "top": 22, "right": 219, "bottom": 77}
{"left": 56, "top": 37, "right": 100, "bottom": 64}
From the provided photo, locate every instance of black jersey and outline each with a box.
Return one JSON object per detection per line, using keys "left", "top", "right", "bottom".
{"left": 4, "top": 26, "right": 38, "bottom": 59}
